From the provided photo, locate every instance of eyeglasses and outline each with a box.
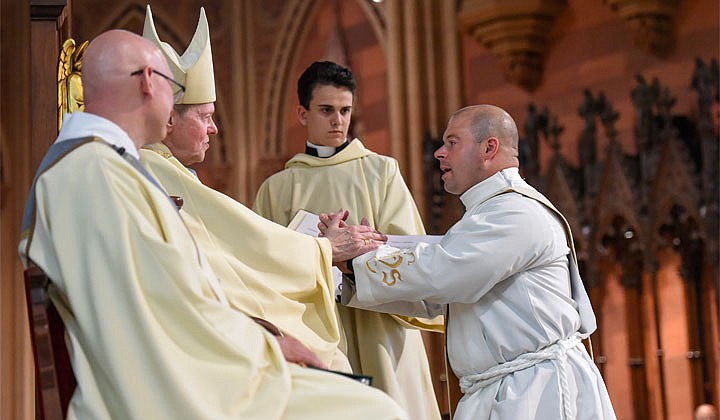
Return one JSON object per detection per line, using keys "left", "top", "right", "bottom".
{"left": 130, "top": 68, "right": 186, "bottom": 103}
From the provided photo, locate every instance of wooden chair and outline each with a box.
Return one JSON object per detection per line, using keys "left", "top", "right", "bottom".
{"left": 24, "top": 262, "right": 76, "bottom": 420}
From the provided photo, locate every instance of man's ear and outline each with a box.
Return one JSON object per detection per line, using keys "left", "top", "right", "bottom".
{"left": 166, "top": 111, "right": 176, "bottom": 133}
{"left": 296, "top": 105, "right": 308, "bottom": 126}
{"left": 484, "top": 137, "right": 500, "bottom": 158}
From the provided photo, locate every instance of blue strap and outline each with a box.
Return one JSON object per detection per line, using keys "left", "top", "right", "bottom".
{"left": 109, "top": 144, "right": 169, "bottom": 195}
{"left": 21, "top": 137, "right": 96, "bottom": 233}
{"left": 21, "top": 137, "right": 174, "bottom": 238}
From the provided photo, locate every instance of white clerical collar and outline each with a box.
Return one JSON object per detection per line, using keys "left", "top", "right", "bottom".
{"left": 306, "top": 139, "right": 348, "bottom": 158}
{"left": 459, "top": 167, "right": 522, "bottom": 209}
{"left": 56, "top": 112, "right": 140, "bottom": 159}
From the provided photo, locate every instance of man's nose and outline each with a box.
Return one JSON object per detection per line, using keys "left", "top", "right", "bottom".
{"left": 208, "top": 119, "right": 219, "bottom": 135}
{"left": 434, "top": 145, "right": 446, "bottom": 159}
{"left": 331, "top": 113, "right": 342, "bottom": 126}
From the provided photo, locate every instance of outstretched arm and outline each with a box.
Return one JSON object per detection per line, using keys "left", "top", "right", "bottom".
{"left": 319, "top": 209, "right": 387, "bottom": 263}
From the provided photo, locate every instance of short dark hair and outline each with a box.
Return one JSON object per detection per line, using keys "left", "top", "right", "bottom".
{"left": 297, "top": 61, "right": 357, "bottom": 109}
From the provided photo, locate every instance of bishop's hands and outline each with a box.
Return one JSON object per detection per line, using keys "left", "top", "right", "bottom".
{"left": 319, "top": 209, "right": 387, "bottom": 263}
{"left": 252, "top": 316, "right": 327, "bottom": 369}
{"left": 275, "top": 334, "right": 327, "bottom": 369}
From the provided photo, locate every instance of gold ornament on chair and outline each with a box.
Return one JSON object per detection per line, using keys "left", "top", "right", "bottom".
{"left": 58, "top": 38, "right": 89, "bottom": 130}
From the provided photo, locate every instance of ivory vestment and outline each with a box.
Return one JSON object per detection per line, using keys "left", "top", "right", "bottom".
{"left": 344, "top": 168, "right": 616, "bottom": 420}
{"left": 254, "top": 139, "right": 442, "bottom": 420}
{"left": 19, "top": 112, "right": 405, "bottom": 420}
{"left": 140, "top": 143, "right": 349, "bottom": 371}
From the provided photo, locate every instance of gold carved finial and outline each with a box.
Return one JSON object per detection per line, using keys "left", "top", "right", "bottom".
{"left": 460, "top": 0, "right": 568, "bottom": 92}
{"left": 604, "top": 0, "right": 678, "bottom": 56}
{"left": 58, "top": 38, "right": 89, "bottom": 130}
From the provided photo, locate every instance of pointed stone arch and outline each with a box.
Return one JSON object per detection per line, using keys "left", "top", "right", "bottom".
{"left": 259, "top": 0, "right": 318, "bottom": 159}
{"left": 650, "top": 137, "right": 702, "bottom": 234}
{"left": 593, "top": 141, "right": 644, "bottom": 254}
{"left": 258, "top": 0, "right": 386, "bottom": 159}
{"left": 107, "top": 3, "right": 185, "bottom": 48}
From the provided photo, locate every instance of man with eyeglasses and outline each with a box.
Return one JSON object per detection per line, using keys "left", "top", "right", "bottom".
{"left": 130, "top": 67, "right": 186, "bottom": 103}
{"left": 139, "top": 6, "right": 380, "bottom": 373}
{"left": 19, "top": 28, "right": 405, "bottom": 419}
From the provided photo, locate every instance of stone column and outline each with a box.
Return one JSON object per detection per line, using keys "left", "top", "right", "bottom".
{"left": 385, "top": 0, "right": 462, "bottom": 220}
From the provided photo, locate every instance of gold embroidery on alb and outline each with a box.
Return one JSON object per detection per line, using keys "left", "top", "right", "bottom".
{"left": 367, "top": 250, "right": 419, "bottom": 286}
{"left": 407, "top": 252, "right": 416, "bottom": 265}
{"left": 366, "top": 259, "right": 378, "bottom": 273}
{"left": 379, "top": 255, "right": 403, "bottom": 268}
{"left": 382, "top": 270, "right": 401, "bottom": 286}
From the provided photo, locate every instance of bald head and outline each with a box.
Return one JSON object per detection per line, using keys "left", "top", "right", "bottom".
{"left": 81, "top": 30, "right": 175, "bottom": 147}
{"left": 83, "top": 30, "right": 165, "bottom": 104}
{"left": 451, "top": 105, "right": 520, "bottom": 153}
{"left": 696, "top": 404, "right": 718, "bottom": 420}
{"left": 435, "top": 104, "right": 521, "bottom": 194}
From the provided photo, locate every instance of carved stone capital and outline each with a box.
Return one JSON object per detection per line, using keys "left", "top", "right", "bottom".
{"left": 604, "top": 0, "right": 678, "bottom": 56}
{"left": 459, "top": 0, "right": 567, "bottom": 91}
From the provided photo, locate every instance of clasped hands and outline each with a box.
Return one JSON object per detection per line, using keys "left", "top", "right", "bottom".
{"left": 318, "top": 208, "right": 387, "bottom": 263}
{"left": 274, "top": 210, "right": 385, "bottom": 369}
{"left": 269, "top": 209, "right": 386, "bottom": 369}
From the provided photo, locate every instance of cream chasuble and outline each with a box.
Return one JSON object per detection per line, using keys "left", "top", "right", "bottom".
{"left": 344, "top": 168, "right": 616, "bottom": 420}
{"left": 140, "top": 143, "right": 349, "bottom": 371}
{"left": 254, "top": 139, "right": 442, "bottom": 420}
{"left": 19, "top": 113, "right": 406, "bottom": 420}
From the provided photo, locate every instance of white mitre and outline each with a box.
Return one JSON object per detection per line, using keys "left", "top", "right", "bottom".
{"left": 142, "top": 5, "right": 216, "bottom": 104}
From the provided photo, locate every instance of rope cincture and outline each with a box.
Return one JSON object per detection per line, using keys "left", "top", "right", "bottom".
{"left": 459, "top": 332, "right": 583, "bottom": 420}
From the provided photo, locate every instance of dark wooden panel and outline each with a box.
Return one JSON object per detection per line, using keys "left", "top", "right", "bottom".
{"left": 31, "top": 0, "right": 67, "bottom": 21}
{"left": 1, "top": 0, "right": 34, "bottom": 418}
{"left": 30, "top": 22, "right": 61, "bottom": 172}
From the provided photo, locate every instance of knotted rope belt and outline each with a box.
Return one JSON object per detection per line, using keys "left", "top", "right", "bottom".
{"left": 459, "top": 333, "right": 583, "bottom": 419}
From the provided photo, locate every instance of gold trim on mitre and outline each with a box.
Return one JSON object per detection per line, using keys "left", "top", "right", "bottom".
{"left": 142, "top": 5, "right": 216, "bottom": 105}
